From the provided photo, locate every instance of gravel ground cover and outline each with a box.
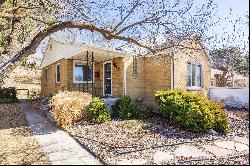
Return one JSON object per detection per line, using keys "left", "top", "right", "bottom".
{"left": 66, "top": 110, "right": 249, "bottom": 165}
{"left": 0, "top": 103, "right": 50, "bottom": 165}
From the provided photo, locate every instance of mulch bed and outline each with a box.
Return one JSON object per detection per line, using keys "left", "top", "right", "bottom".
{"left": 65, "top": 110, "right": 249, "bottom": 165}
{"left": 228, "top": 108, "right": 249, "bottom": 120}
{"left": 0, "top": 103, "right": 50, "bottom": 165}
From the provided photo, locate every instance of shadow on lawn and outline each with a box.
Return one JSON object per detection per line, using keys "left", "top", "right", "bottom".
{"left": 0, "top": 101, "right": 57, "bottom": 136}
{"left": 139, "top": 113, "right": 214, "bottom": 140}
{"left": 0, "top": 102, "right": 28, "bottom": 130}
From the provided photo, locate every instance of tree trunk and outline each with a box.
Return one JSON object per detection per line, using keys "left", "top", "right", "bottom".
{"left": 214, "top": 71, "right": 232, "bottom": 87}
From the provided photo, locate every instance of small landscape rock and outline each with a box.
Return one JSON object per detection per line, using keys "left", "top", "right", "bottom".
{"left": 174, "top": 145, "right": 210, "bottom": 158}
{"left": 208, "top": 129, "right": 218, "bottom": 135}
{"left": 153, "top": 151, "right": 174, "bottom": 164}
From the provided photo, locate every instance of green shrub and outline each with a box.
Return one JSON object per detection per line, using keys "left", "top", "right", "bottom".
{"left": 0, "top": 87, "right": 17, "bottom": 100}
{"left": 0, "top": 98, "right": 19, "bottom": 104}
{"left": 112, "top": 96, "right": 135, "bottom": 119}
{"left": 0, "top": 87, "right": 18, "bottom": 104}
{"left": 112, "top": 96, "right": 153, "bottom": 120}
{"left": 209, "top": 101, "right": 229, "bottom": 134}
{"left": 28, "top": 89, "right": 41, "bottom": 100}
{"left": 49, "top": 91, "right": 92, "bottom": 127}
{"left": 155, "top": 89, "right": 228, "bottom": 133}
{"left": 86, "top": 98, "right": 111, "bottom": 123}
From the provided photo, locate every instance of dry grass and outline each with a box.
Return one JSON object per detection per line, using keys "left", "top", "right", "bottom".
{"left": 0, "top": 103, "right": 50, "bottom": 165}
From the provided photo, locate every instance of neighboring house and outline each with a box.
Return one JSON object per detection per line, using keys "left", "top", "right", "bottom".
{"left": 227, "top": 74, "right": 249, "bottom": 87}
{"left": 211, "top": 68, "right": 249, "bottom": 87}
{"left": 41, "top": 37, "right": 211, "bottom": 108}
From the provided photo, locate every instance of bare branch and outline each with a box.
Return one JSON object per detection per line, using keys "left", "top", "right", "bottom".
{"left": 116, "top": 12, "right": 159, "bottom": 35}
{"left": 0, "top": 0, "right": 6, "bottom": 6}
{"left": 0, "top": 21, "right": 157, "bottom": 75}
{"left": 112, "top": 0, "right": 140, "bottom": 32}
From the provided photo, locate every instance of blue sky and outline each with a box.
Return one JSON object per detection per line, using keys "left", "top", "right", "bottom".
{"left": 56, "top": 0, "right": 249, "bottom": 49}
{"left": 205, "top": 0, "right": 249, "bottom": 50}
{"left": 217, "top": 0, "right": 248, "bottom": 17}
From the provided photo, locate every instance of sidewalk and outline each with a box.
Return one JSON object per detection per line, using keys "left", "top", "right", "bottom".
{"left": 20, "top": 101, "right": 102, "bottom": 165}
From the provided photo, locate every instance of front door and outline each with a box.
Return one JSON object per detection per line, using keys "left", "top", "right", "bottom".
{"left": 104, "top": 62, "right": 112, "bottom": 96}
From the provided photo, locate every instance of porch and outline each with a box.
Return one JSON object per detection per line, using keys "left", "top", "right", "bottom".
{"left": 58, "top": 46, "right": 126, "bottom": 98}
{"left": 65, "top": 82, "right": 124, "bottom": 98}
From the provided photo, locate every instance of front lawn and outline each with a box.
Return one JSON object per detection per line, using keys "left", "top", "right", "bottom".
{"left": 0, "top": 103, "right": 50, "bottom": 165}
{"left": 33, "top": 91, "right": 249, "bottom": 165}
{"left": 65, "top": 110, "right": 249, "bottom": 165}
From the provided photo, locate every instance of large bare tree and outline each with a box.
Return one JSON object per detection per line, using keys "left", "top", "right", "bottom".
{"left": 0, "top": 0, "right": 218, "bottom": 80}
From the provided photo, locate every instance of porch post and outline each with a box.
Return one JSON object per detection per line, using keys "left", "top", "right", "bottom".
{"left": 91, "top": 52, "right": 94, "bottom": 99}
{"left": 86, "top": 51, "right": 89, "bottom": 92}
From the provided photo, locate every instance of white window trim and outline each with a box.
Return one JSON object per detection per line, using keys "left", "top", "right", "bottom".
{"left": 73, "top": 60, "right": 95, "bottom": 84}
{"left": 56, "top": 63, "right": 60, "bottom": 84}
{"left": 103, "top": 60, "right": 112, "bottom": 96}
{"left": 187, "top": 62, "right": 202, "bottom": 89}
{"left": 187, "top": 86, "right": 202, "bottom": 91}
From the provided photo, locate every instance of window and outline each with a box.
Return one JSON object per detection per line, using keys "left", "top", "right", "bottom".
{"left": 56, "top": 63, "right": 60, "bottom": 83}
{"left": 45, "top": 68, "right": 48, "bottom": 82}
{"left": 73, "top": 60, "right": 94, "bottom": 83}
{"left": 187, "top": 62, "right": 202, "bottom": 87}
{"left": 132, "top": 57, "right": 138, "bottom": 74}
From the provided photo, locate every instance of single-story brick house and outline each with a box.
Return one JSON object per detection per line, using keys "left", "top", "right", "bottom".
{"left": 41, "top": 37, "right": 211, "bottom": 108}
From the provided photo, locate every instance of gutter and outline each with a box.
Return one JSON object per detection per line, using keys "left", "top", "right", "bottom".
{"left": 171, "top": 55, "right": 174, "bottom": 90}
{"left": 123, "top": 59, "right": 127, "bottom": 95}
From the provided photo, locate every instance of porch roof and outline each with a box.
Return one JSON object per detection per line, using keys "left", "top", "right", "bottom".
{"left": 41, "top": 38, "right": 127, "bottom": 68}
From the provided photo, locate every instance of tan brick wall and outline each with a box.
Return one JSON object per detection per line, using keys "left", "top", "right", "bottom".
{"left": 125, "top": 57, "right": 145, "bottom": 99}
{"left": 42, "top": 58, "right": 125, "bottom": 97}
{"left": 112, "top": 58, "right": 124, "bottom": 97}
{"left": 143, "top": 56, "right": 171, "bottom": 106}
{"left": 172, "top": 39, "right": 211, "bottom": 95}
{"left": 66, "top": 59, "right": 73, "bottom": 88}
{"left": 126, "top": 56, "right": 171, "bottom": 107}
{"left": 93, "top": 61, "right": 103, "bottom": 96}
{"left": 41, "top": 59, "right": 68, "bottom": 96}
{"left": 125, "top": 43, "right": 210, "bottom": 110}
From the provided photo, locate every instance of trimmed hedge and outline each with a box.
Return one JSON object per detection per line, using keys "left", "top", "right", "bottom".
{"left": 0, "top": 87, "right": 17, "bottom": 99}
{"left": 86, "top": 98, "right": 111, "bottom": 123}
{"left": 112, "top": 96, "right": 153, "bottom": 120}
{"left": 0, "top": 98, "right": 19, "bottom": 104}
{"left": 0, "top": 87, "right": 18, "bottom": 104}
{"left": 155, "top": 89, "right": 228, "bottom": 133}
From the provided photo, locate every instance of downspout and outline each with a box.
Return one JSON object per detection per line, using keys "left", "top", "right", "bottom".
{"left": 171, "top": 53, "right": 175, "bottom": 90}
{"left": 123, "top": 59, "right": 127, "bottom": 96}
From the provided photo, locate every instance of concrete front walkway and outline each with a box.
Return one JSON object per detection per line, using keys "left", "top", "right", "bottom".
{"left": 20, "top": 102, "right": 102, "bottom": 165}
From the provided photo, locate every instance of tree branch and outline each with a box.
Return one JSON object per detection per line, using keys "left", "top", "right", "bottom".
{"left": 112, "top": 0, "right": 140, "bottom": 32}
{"left": 0, "top": 0, "right": 6, "bottom": 6}
{"left": 116, "top": 13, "right": 158, "bottom": 35}
{"left": 0, "top": 21, "right": 157, "bottom": 75}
